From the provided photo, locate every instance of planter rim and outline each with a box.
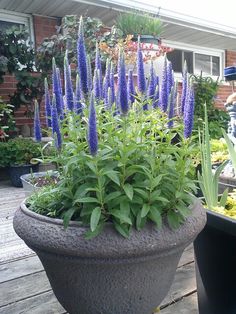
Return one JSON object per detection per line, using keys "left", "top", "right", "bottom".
{"left": 13, "top": 199, "right": 206, "bottom": 260}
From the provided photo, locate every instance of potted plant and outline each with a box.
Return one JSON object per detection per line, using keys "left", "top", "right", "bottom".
{"left": 4, "top": 138, "right": 41, "bottom": 187}
{"left": 20, "top": 170, "right": 59, "bottom": 197}
{"left": 13, "top": 17, "right": 206, "bottom": 314}
{"left": 116, "top": 11, "right": 163, "bottom": 45}
{"left": 194, "top": 106, "right": 236, "bottom": 314}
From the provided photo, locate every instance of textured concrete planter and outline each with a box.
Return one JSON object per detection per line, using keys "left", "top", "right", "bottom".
{"left": 14, "top": 200, "right": 206, "bottom": 314}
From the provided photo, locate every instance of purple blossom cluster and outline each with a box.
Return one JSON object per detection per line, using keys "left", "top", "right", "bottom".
{"left": 34, "top": 17, "right": 195, "bottom": 155}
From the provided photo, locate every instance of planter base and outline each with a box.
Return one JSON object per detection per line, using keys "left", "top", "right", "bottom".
{"left": 14, "top": 201, "right": 206, "bottom": 314}
{"left": 194, "top": 211, "right": 236, "bottom": 314}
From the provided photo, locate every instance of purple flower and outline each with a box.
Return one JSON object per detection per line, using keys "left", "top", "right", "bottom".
{"left": 87, "top": 55, "right": 93, "bottom": 92}
{"left": 51, "top": 94, "right": 62, "bottom": 149}
{"left": 93, "top": 69, "right": 101, "bottom": 99}
{"left": 167, "top": 61, "right": 174, "bottom": 95}
{"left": 147, "top": 62, "right": 156, "bottom": 99}
{"left": 77, "top": 16, "right": 88, "bottom": 95}
{"left": 181, "top": 61, "right": 188, "bottom": 115}
{"left": 95, "top": 42, "right": 103, "bottom": 92}
{"left": 184, "top": 82, "right": 195, "bottom": 138}
{"left": 137, "top": 40, "right": 146, "bottom": 94}
{"left": 109, "top": 62, "right": 115, "bottom": 104}
{"left": 117, "top": 49, "right": 129, "bottom": 114}
{"left": 88, "top": 93, "right": 98, "bottom": 156}
{"left": 34, "top": 100, "right": 41, "bottom": 142}
{"left": 168, "top": 83, "right": 177, "bottom": 128}
{"left": 52, "top": 58, "right": 63, "bottom": 115}
{"left": 105, "top": 87, "right": 112, "bottom": 109}
{"left": 44, "top": 78, "right": 51, "bottom": 127}
{"left": 103, "top": 59, "right": 111, "bottom": 99}
{"left": 153, "top": 85, "right": 159, "bottom": 108}
{"left": 75, "top": 74, "right": 83, "bottom": 115}
{"left": 160, "top": 56, "right": 168, "bottom": 112}
{"left": 127, "top": 69, "right": 135, "bottom": 104}
{"left": 64, "top": 51, "right": 74, "bottom": 111}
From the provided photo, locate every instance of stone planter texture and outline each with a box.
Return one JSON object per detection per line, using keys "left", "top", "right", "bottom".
{"left": 13, "top": 200, "right": 206, "bottom": 314}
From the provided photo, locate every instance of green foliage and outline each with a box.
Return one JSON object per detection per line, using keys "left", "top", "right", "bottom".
{"left": 191, "top": 72, "right": 229, "bottom": 139}
{"left": 0, "top": 26, "right": 43, "bottom": 111}
{"left": 0, "top": 138, "right": 41, "bottom": 167}
{"left": 116, "top": 11, "right": 163, "bottom": 37}
{"left": 210, "top": 138, "right": 228, "bottom": 164}
{"left": 222, "top": 129, "right": 236, "bottom": 173}
{"left": 0, "top": 97, "right": 15, "bottom": 139}
{"left": 198, "top": 104, "right": 228, "bottom": 210}
{"left": 27, "top": 101, "right": 197, "bottom": 238}
{"left": 36, "top": 15, "right": 122, "bottom": 74}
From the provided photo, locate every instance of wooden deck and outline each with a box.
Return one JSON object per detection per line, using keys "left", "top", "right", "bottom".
{"left": 0, "top": 180, "right": 199, "bottom": 313}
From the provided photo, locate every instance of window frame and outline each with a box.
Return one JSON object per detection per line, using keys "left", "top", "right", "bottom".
{"left": 163, "top": 40, "right": 225, "bottom": 80}
{"left": 0, "top": 9, "right": 35, "bottom": 47}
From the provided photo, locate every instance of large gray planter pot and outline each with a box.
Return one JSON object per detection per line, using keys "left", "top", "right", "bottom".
{"left": 13, "top": 200, "right": 206, "bottom": 314}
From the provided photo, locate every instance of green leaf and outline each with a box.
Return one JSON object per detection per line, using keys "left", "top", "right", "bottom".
{"left": 149, "top": 207, "right": 162, "bottom": 228}
{"left": 85, "top": 222, "right": 104, "bottom": 239}
{"left": 104, "top": 170, "right": 120, "bottom": 186}
{"left": 86, "top": 161, "right": 97, "bottom": 174}
{"left": 110, "top": 210, "right": 132, "bottom": 225}
{"left": 104, "top": 191, "right": 122, "bottom": 203}
{"left": 219, "top": 188, "right": 229, "bottom": 208}
{"left": 141, "top": 203, "right": 150, "bottom": 218}
{"left": 175, "top": 203, "right": 191, "bottom": 217}
{"left": 63, "top": 207, "right": 76, "bottom": 229}
{"left": 136, "top": 211, "right": 146, "bottom": 231}
{"left": 114, "top": 223, "right": 130, "bottom": 238}
{"left": 74, "top": 197, "right": 100, "bottom": 204}
{"left": 134, "top": 188, "right": 148, "bottom": 200}
{"left": 120, "top": 200, "right": 130, "bottom": 215}
{"left": 123, "top": 183, "right": 134, "bottom": 200}
{"left": 90, "top": 207, "right": 101, "bottom": 232}
{"left": 152, "top": 175, "right": 163, "bottom": 188}
{"left": 167, "top": 210, "right": 182, "bottom": 229}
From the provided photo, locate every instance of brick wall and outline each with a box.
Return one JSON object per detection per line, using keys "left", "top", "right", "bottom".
{"left": 0, "top": 14, "right": 58, "bottom": 133}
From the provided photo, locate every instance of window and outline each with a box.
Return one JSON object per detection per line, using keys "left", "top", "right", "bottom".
{"left": 0, "top": 10, "right": 34, "bottom": 45}
{"left": 167, "top": 45, "right": 223, "bottom": 78}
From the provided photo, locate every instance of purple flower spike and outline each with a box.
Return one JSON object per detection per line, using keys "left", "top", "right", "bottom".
{"left": 160, "top": 56, "right": 168, "bottom": 112}
{"left": 52, "top": 58, "right": 63, "bottom": 115}
{"left": 88, "top": 93, "right": 98, "bottom": 156}
{"left": 51, "top": 94, "right": 62, "bottom": 149}
{"left": 117, "top": 49, "right": 129, "bottom": 114}
{"left": 184, "top": 82, "right": 195, "bottom": 138}
{"left": 181, "top": 61, "right": 188, "bottom": 115}
{"left": 103, "top": 59, "right": 111, "bottom": 98}
{"left": 168, "top": 83, "right": 177, "bottom": 128}
{"left": 93, "top": 69, "right": 101, "bottom": 99}
{"left": 137, "top": 39, "right": 146, "bottom": 94}
{"left": 128, "top": 69, "right": 135, "bottom": 104}
{"left": 109, "top": 62, "right": 115, "bottom": 104}
{"left": 167, "top": 61, "right": 174, "bottom": 95}
{"left": 75, "top": 74, "right": 83, "bottom": 115}
{"left": 87, "top": 55, "right": 92, "bottom": 92}
{"left": 77, "top": 16, "right": 88, "bottom": 95}
{"left": 105, "top": 87, "right": 112, "bottom": 109}
{"left": 95, "top": 42, "right": 103, "bottom": 92}
{"left": 153, "top": 85, "right": 159, "bottom": 108}
{"left": 64, "top": 51, "right": 74, "bottom": 111}
{"left": 147, "top": 62, "right": 156, "bottom": 99}
{"left": 34, "top": 100, "right": 41, "bottom": 142}
{"left": 44, "top": 78, "right": 51, "bottom": 127}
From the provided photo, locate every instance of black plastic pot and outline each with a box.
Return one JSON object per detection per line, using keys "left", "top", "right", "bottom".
{"left": 8, "top": 164, "right": 39, "bottom": 187}
{"left": 194, "top": 208, "right": 236, "bottom": 314}
{"left": 13, "top": 200, "right": 206, "bottom": 314}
